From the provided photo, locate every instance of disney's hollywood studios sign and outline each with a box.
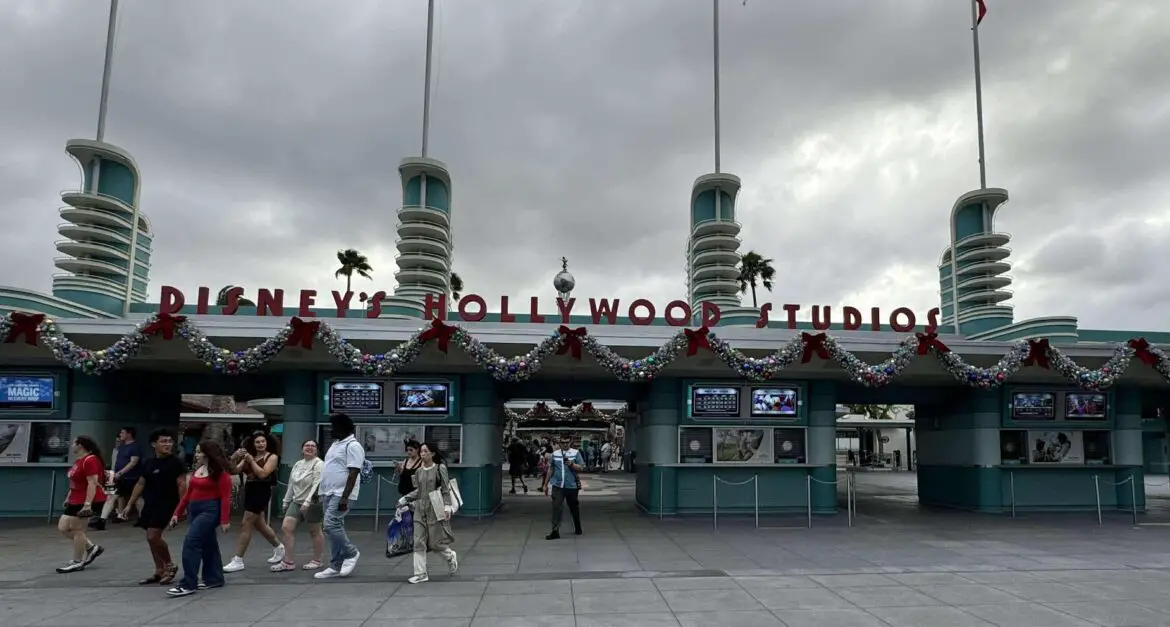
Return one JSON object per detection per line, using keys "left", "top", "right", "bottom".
{"left": 158, "top": 286, "right": 941, "bottom": 332}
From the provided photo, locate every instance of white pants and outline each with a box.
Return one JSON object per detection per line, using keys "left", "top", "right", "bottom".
{"left": 412, "top": 543, "right": 456, "bottom": 576}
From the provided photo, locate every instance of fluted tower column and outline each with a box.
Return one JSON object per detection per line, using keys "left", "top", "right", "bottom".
{"left": 937, "top": 188, "right": 1014, "bottom": 336}
{"left": 685, "top": 173, "right": 757, "bottom": 326}
{"left": 383, "top": 157, "right": 452, "bottom": 319}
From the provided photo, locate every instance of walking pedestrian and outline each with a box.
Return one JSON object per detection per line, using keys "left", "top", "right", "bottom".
{"left": 545, "top": 437, "right": 584, "bottom": 540}
{"left": 166, "top": 441, "right": 232, "bottom": 597}
{"left": 55, "top": 436, "right": 107, "bottom": 573}
{"left": 122, "top": 428, "right": 187, "bottom": 585}
{"left": 507, "top": 438, "right": 528, "bottom": 494}
{"left": 314, "top": 413, "right": 364, "bottom": 579}
{"left": 271, "top": 440, "right": 325, "bottom": 572}
{"left": 397, "top": 442, "right": 458, "bottom": 584}
{"left": 396, "top": 440, "right": 422, "bottom": 498}
{"left": 223, "top": 432, "right": 284, "bottom": 573}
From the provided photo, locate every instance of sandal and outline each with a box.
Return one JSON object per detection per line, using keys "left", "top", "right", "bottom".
{"left": 302, "top": 560, "right": 323, "bottom": 570}
{"left": 159, "top": 564, "right": 178, "bottom": 585}
{"left": 270, "top": 561, "right": 296, "bottom": 572}
{"left": 139, "top": 573, "right": 162, "bottom": 585}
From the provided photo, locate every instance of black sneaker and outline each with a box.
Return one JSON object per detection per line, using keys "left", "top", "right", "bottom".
{"left": 56, "top": 560, "right": 85, "bottom": 574}
{"left": 545, "top": 531, "right": 560, "bottom": 540}
{"left": 197, "top": 581, "right": 224, "bottom": 590}
{"left": 88, "top": 518, "right": 107, "bottom": 531}
{"left": 166, "top": 586, "right": 195, "bottom": 597}
{"left": 574, "top": 528, "right": 582, "bottom": 536}
{"left": 83, "top": 544, "right": 104, "bottom": 566}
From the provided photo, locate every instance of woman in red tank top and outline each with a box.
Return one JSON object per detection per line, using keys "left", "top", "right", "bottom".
{"left": 166, "top": 440, "right": 233, "bottom": 597}
{"left": 56, "top": 436, "right": 108, "bottom": 573}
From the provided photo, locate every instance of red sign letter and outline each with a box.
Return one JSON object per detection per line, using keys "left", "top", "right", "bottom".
{"left": 529, "top": 297, "right": 546, "bottom": 324}
{"left": 664, "top": 300, "right": 691, "bottom": 326}
{"left": 365, "top": 291, "right": 385, "bottom": 318}
{"left": 556, "top": 297, "right": 576, "bottom": 323}
{"left": 755, "top": 303, "right": 772, "bottom": 328}
{"left": 256, "top": 289, "right": 284, "bottom": 316}
{"left": 701, "top": 301, "right": 721, "bottom": 327}
{"left": 889, "top": 307, "right": 916, "bottom": 333}
{"left": 627, "top": 299, "right": 655, "bottom": 326}
{"left": 220, "top": 287, "right": 243, "bottom": 315}
{"left": 589, "top": 298, "right": 620, "bottom": 325}
{"left": 298, "top": 290, "right": 317, "bottom": 317}
{"left": 424, "top": 293, "right": 447, "bottom": 321}
{"left": 782, "top": 304, "right": 800, "bottom": 329}
{"left": 331, "top": 291, "right": 354, "bottom": 318}
{"left": 196, "top": 287, "right": 210, "bottom": 315}
{"left": 842, "top": 306, "right": 862, "bottom": 331}
{"left": 459, "top": 294, "right": 487, "bottom": 322}
{"left": 870, "top": 307, "right": 881, "bottom": 331}
{"left": 499, "top": 296, "right": 516, "bottom": 323}
{"left": 158, "top": 286, "right": 184, "bottom": 315}
{"left": 811, "top": 305, "right": 832, "bottom": 331}
{"left": 925, "top": 307, "right": 941, "bottom": 334}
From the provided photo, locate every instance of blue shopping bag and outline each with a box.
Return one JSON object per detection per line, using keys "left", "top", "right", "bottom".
{"left": 385, "top": 507, "right": 413, "bottom": 558}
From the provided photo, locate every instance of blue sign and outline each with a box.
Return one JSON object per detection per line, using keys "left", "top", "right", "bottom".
{"left": 0, "top": 376, "right": 55, "bottom": 410}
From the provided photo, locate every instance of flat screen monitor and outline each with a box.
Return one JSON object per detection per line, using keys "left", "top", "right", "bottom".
{"left": 1065, "top": 393, "right": 1106, "bottom": 420}
{"left": 690, "top": 386, "right": 740, "bottom": 418}
{"left": 328, "top": 381, "right": 384, "bottom": 414}
{"left": 1011, "top": 392, "right": 1055, "bottom": 420}
{"left": 395, "top": 382, "right": 450, "bottom": 414}
{"left": 751, "top": 387, "right": 798, "bottom": 418}
{"left": 0, "top": 376, "right": 55, "bottom": 411}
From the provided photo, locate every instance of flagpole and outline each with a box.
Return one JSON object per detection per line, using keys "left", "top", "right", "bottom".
{"left": 970, "top": 0, "right": 987, "bottom": 189}
{"left": 96, "top": 0, "right": 119, "bottom": 143}
{"left": 712, "top": 0, "right": 721, "bottom": 174}
{"left": 421, "top": 0, "right": 435, "bottom": 158}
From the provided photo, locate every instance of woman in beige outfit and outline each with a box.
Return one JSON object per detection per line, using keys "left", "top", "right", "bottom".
{"left": 397, "top": 442, "right": 457, "bottom": 584}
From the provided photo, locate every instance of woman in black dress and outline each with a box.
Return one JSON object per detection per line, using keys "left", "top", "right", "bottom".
{"left": 123, "top": 429, "right": 188, "bottom": 585}
{"left": 222, "top": 432, "right": 283, "bottom": 573}
{"left": 396, "top": 440, "right": 422, "bottom": 497}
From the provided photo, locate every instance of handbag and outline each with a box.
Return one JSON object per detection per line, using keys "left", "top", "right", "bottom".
{"left": 385, "top": 506, "right": 413, "bottom": 558}
{"left": 426, "top": 466, "right": 461, "bottom": 518}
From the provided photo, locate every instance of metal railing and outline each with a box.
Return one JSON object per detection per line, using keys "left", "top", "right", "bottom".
{"left": 1095, "top": 473, "right": 1138, "bottom": 526}
{"left": 712, "top": 471, "right": 854, "bottom": 531}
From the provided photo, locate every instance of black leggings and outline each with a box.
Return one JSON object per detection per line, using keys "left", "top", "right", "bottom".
{"left": 550, "top": 487, "right": 580, "bottom": 532}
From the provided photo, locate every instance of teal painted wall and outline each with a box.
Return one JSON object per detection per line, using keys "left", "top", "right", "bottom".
{"left": 96, "top": 160, "right": 136, "bottom": 206}
{"left": 953, "top": 203, "right": 984, "bottom": 240}
{"left": 692, "top": 190, "right": 716, "bottom": 225}
{"left": 50, "top": 289, "right": 124, "bottom": 316}
{"left": 404, "top": 176, "right": 422, "bottom": 206}
{"left": 425, "top": 177, "right": 450, "bottom": 212}
{"left": 959, "top": 315, "right": 1014, "bottom": 336}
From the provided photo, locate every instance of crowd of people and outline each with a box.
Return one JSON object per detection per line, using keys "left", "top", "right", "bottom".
{"left": 54, "top": 412, "right": 461, "bottom": 596}
{"left": 505, "top": 435, "right": 624, "bottom": 540}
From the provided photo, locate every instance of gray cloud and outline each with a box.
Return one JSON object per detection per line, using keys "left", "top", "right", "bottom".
{"left": 2, "top": 0, "right": 1168, "bottom": 334}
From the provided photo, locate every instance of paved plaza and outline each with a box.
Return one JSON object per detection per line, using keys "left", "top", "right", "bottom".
{"left": 7, "top": 473, "right": 1170, "bottom": 626}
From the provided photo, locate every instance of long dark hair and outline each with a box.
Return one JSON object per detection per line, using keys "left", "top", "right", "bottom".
{"left": 198, "top": 440, "right": 230, "bottom": 479}
{"left": 245, "top": 431, "right": 281, "bottom": 458}
{"left": 421, "top": 441, "right": 446, "bottom": 467}
{"left": 74, "top": 435, "right": 104, "bottom": 468}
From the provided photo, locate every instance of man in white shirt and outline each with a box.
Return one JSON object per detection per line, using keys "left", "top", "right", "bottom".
{"left": 314, "top": 413, "right": 364, "bottom": 579}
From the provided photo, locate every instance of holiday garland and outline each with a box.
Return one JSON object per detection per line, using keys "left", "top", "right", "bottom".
{"left": 505, "top": 401, "right": 628, "bottom": 423}
{"left": 1, "top": 311, "right": 1168, "bottom": 390}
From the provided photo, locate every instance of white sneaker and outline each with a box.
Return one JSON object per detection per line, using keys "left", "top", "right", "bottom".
{"left": 446, "top": 551, "right": 459, "bottom": 575}
{"left": 266, "top": 544, "right": 286, "bottom": 564}
{"left": 222, "top": 557, "right": 245, "bottom": 573}
{"left": 408, "top": 574, "right": 429, "bottom": 584}
{"left": 339, "top": 550, "right": 360, "bottom": 577}
{"left": 314, "top": 567, "right": 341, "bottom": 580}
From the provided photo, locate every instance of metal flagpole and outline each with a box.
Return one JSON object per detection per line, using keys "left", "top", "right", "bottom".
{"left": 96, "top": 0, "right": 120, "bottom": 143}
{"left": 712, "top": 0, "right": 721, "bottom": 174}
{"left": 970, "top": 0, "right": 987, "bottom": 189}
{"left": 421, "top": 0, "right": 436, "bottom": 158}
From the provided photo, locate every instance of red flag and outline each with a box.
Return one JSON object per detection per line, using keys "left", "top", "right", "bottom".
{"left": 976, "top": 0, "right": 987, "bottom": 25}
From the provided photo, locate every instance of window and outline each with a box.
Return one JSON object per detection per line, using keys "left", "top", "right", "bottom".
{"left": 678, "top": 428, "right": 713, "bottom": 464}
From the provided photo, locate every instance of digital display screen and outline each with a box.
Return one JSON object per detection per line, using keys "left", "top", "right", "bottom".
{"left": 395, "top": 382, "right": 450, "bottom": 414}
{"left": 328, "top": 381, "right": 384, "bottom": 414}
{"left": 1065, "top": 393, "right": 1106, "bottom": 420}
{"left": 1011, "top": 392, "right": 1055, "bottom": 420}
{"left": 0, "top": 376, "right": 55, "bottom": 410}
{"left": 690, "top": 386, "right": 740, "bottom": 418}
{"left": 751, "top": 387, "right": 798, "bottom": 418}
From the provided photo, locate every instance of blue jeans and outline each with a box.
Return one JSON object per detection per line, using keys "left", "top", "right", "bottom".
{"left": 321, "top": 494, "right": 357, "bottom": 569}
{"left": 179, "top": 499, "right": 224, "bottom": 590}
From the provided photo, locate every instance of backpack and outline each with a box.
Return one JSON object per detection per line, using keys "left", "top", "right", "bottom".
{"left": 346, "top": 440, "right": 376, "bottom": 485}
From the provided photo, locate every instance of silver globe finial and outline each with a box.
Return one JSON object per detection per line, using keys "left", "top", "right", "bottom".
{"left": 553, "top": 256, "right": 576, "bottom": 301}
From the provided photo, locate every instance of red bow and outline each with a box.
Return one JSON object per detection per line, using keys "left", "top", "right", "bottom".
{"left": 684, "top": 326, "right": 712, "bottom": 357}
{"left": 418, "top": 318, "right": 456, "bottom": 353}
{"left": 1024, "top": 338, "right": 1051, "bottom": 369}
{"left": 580, "top": 402, "right": 595, "bottom": 414}
{"left": 5, "top": 312, "right": 45, "bottom": 345}
{"left": 915, "top": 331, "right": 951, "bottom": 356}
{"left": 557, "top": 326, "right": 587, "bottom": 360}
{"left": 286, "top": 317, "right": 321, "bottom": 349}
{"left": 143, "top": 313, "right": 187, "bottom": 341}
{"left": 1129, "top": 338, "right": 1159, "bottom": 367}
{"left": 801, "top": 332, "right": 829, "bottom": 363}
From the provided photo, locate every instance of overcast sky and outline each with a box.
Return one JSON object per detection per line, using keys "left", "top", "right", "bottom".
{"left": 2, "top": 0, "right": 1168, "bottom": 332}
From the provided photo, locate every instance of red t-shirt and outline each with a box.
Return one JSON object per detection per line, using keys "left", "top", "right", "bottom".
{"left": 174, "top": 472, "right": 233, "bottom": 525}
{"left": 67, "top": 455, "right": 108, "bottom": 506}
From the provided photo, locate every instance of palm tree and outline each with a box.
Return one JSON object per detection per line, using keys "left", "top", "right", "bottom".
{"left": 215, "top": 285, "right": 255, "bottom": 307}
{"left": 334, "top": 249, "right": 374, "bottom": 293}
{"left": 737, "top": 251, "right": 776, "bottom": 308}
{"left": 450, "top": 271, "right": 464, "bottom": 300}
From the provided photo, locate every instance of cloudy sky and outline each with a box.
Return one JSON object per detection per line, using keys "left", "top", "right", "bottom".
{"left": 2, "top": 0, "right": 1168, "bottom": 332}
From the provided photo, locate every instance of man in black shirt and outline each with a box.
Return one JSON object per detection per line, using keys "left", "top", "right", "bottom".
{"left": 123, "top": 429, "right": 187, "bottom": 585}
{"left": 507, "top": 438, "right": 529, "bottom": 494}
